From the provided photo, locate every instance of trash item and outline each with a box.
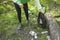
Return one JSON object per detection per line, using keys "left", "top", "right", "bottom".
{"left": 41, "top": 31, "right": 48, "bottom": 34}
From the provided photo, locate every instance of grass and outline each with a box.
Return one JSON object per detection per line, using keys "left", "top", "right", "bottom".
{"left": 0, "top": 10, "right": 60, "bottom": 40}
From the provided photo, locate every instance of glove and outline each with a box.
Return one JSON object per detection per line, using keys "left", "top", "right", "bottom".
{"left": 40, "top": 7, "right": 45, "bottom": 13}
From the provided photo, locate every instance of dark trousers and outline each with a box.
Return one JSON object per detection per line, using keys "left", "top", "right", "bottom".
{"left": 14, "top": 3, "right": 29, "bottom": 23}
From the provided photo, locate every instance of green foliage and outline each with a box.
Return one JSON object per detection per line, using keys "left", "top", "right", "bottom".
{"left": 52, "top": 0, "right": 60, "bottom": 4}
{"left": 0, "top": 0, "right": 60, "bottom": 40}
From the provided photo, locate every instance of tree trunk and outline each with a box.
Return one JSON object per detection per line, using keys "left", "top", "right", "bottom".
{"left": 45, "top": 12, "right": 60, "bottom": 40}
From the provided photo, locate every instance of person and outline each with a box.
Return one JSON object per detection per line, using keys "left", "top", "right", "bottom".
{"left": 34, "top": 0, "right": 45, "bottom": 13}
{"left": 35, "top": 0, "right": 46, "bottom": 28}
{"left": 13, "top": 0, "right": 30, "bottom": 30}
{"left": 13, "top": 0, "right": 45, "bottom": 30}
